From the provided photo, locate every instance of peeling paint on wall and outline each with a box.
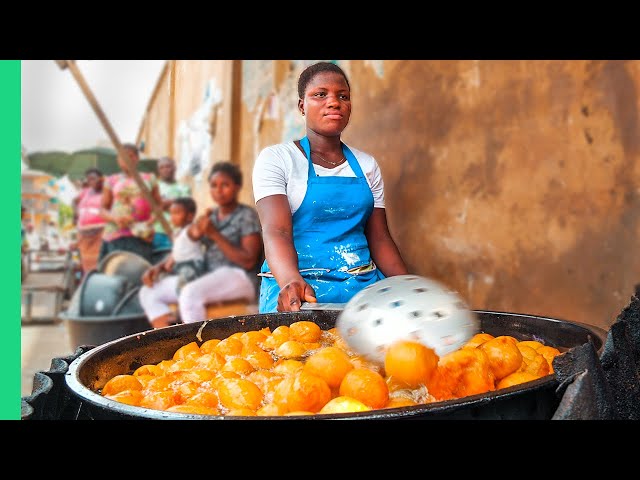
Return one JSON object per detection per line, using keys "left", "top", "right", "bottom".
{"left": 242, "top": 60, "right": 273, "bottom": 112}
{"left": 176, "top": 78, "right": 221, "bottom": 183}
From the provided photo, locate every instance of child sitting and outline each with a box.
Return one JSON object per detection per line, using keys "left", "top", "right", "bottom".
{"left": 139, "top": 196, "right": 205, "bottom": 327}
{"left": 162, "top": 197, "right": 206, "bottom": 291}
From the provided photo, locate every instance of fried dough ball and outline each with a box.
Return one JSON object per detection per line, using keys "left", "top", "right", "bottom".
{"left": 536, "top": 346, "right": 562, "bottom": 373}
{"left": 303, "top": 346, "right": 354, "bottom": 388}
{"left": 479, "top": 336, "right": 523, "bottom": 381}
{"left": 173, "top": 381, "right": 200, "bottom": 403}
{"left": 463, "top": 333, "right": 495, "bottom": 349}
{"left": 339, "top": 368, "right": 389, "bottom": 409}
{"left": 272, "top": 359, "right": 305, "bottom": 376}
{"left": 262, "top": 325, "right": 290, "bottom": 351}
{"left": 497, "top": 371, "right": 539, "bottom": 389}
{"left": 428, "top": 348, "right": 495, "bottom": 401}
{"left": 105, "top": 389, "right": 144, "bottom": 406}
{"left": 199, "top": 338, "right": 221, "bottom": 354}
{"left": 213, "top": 337, "right": 244, "bottom": 357}
{"left": 102, "top": 374, "right": 142, "bottom": 396}
{"left": 173, "top": 341, "right": 201, "bottom": 361}
{"left": 273, "top": 371, "right": 331, "bottom": 413}
{"left": 167, "top": 358, "right": 198, "bottom": 373}
{"left": 289, "top": 321, "right": 322, "bottom": 343}
{"left": 276, "top": 340, "right": 308, "bottom": 359}
{"left": 244, "top": 349, "right": 275, "bottom": 370}
{"left": 195, "top": 352, "right": 226, "bottom": 372}
{"left": 319, "top": 396, "right": 372, "bottom": 414}
{"left": 217, "top": 377, "right": 264, "bottom": 411}
{"left": 221, "top": 357, "right": 256, "bottom": 376}
{"left": 142, "top": 375, "right": 174, "bottom": 394}
{"left": 517, "top": 340, "right": 544, "bottom": 351}
{"left": 133, "top": 364, "right": 163, "bottom": 377}
{"left": 211, "top": 371, "right": 241, "bottom": 389}
{"left": 523, "top": 353, "right": 551, "bottom": 378}
{"left": 139, "top": 390, "right": 178, "bottom": 410}
{"left": 384, "top": 340, "right": 439, "bottom": 388}
{"left": 186, "top": 391, "right": 219, "bottom": 409}
{"left": 246, "top": 370, "right": 280, "bottom": 393}
{"left": 240, "top": 330, "right": 268, "bottom": 349}
{"left": 516, "top": 344, "right": 539, "bottom": 366}
{"left": 157, "top": 359, "right": 176, "bottom": 372}
{"left": 134, "top": 375, "right": 156, "bottom": 388}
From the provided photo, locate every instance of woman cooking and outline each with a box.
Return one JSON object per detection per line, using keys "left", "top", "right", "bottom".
{"left": 252, "top": 62, "right": 408, "bottom": 313}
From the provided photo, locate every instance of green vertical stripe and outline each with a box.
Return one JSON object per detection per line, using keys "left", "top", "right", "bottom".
{"left": 0, "top": 60, "right": 21, "bottom": 420}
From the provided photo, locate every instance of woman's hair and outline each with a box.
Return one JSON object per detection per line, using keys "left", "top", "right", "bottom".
{"left": 172, "top": 197, "right": 197, "bottom": 215}
{"left": 84, "top": 167, "right": 103, "bottom": 177}
{"left": 208, "top": 161, "right": 242, "bottom": 186}
{"left": 121, "top": 143, "right": 139, "bottom": 157}
{"left": 297, "top": 62, "right": 350, "bottom": 99}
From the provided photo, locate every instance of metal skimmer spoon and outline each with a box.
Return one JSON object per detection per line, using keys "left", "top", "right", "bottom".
{"left": 303, "top": 274, "right": 480, "bottom": 365}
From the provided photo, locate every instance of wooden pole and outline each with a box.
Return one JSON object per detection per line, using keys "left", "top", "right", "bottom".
{"left": 54, "top": 60, "right": 172, "bottom": 237}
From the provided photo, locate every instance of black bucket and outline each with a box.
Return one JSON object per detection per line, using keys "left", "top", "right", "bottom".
{"left": 60, "top": 251, "right": 153, "bottom": 350}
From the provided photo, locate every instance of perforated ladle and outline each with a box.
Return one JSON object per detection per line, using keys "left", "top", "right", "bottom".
{"left": 305, "top": 275, "right": 480, "bottom": 365}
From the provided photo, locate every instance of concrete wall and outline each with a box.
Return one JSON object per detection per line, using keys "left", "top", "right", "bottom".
{"left": 138, "top": 60, "right": 237, "bottom": 209}
{"left": 139, "top": 60, "right": 640, "bottom": 330}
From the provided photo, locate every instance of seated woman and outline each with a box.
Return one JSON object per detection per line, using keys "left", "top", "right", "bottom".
{"left": 99, "top": 143, "right": 163, "bottom": 265}
{"left": 139, "top": 162, "right": 263, "bottom": 328}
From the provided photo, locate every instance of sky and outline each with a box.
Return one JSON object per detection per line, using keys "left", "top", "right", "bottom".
{"left": 21, "top": 60, "right": 167, "bottom": 155}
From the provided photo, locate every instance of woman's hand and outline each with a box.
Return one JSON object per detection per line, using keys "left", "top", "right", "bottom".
{"left": 276, "top": 279, "right": 317, "bottom": 312}
{"left": 114, "top": 215, "right": 133, "bottom": 229}
{"left": 141, "top": 264, "right": 163, "bottom": 287}
{"left": 195, "top": 210, "right": 212, "bottom": 232}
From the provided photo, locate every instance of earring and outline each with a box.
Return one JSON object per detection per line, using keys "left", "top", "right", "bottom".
{"left": 301, "top": 112, "right": 305, "bottom": 116}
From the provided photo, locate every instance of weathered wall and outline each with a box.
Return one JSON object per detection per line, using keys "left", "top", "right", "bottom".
{"left": 140, "top": 60, "right": 640, "bottom": 330}
{"left": 138, "top": 60, "right": 236, "bottom": 210}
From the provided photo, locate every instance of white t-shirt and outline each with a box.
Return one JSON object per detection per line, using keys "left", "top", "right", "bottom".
{"left": 172, "top": 225, "right": 204, "bottom": 263}
{"left": 252, "top": 141, "right": 385, "bottom": 214}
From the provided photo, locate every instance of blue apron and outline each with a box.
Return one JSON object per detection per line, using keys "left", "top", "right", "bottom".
{"left": 258, "top": 136, "right": 385, "bottom": 313}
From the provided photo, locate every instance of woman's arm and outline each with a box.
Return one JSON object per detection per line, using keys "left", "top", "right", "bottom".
{"left": 141, "top": 252, "right": 174, "bottom": 287}
{"left": 100, "top": 184, "right": 132, "bottom": 229}
{"left": 148, "top": 183, "right": 165, "bottom": 225}
{"left": 99, "top": 185, "right": 116, "bottom": 223}
{"left": 71, "top": 191, "right": 82, "bottom": 226}
{"left": 187, "top": 208, "right": 213, "bottom": 241}
{"left": 256, "top": 195, "right": 317, "bottom": 310}
{"left": 365, "top": 207, "right": 409, "bottom": 276}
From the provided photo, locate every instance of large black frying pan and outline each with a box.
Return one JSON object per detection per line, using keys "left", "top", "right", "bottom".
{"left": 65, "top": 310, "right": 607, "bottom": 420}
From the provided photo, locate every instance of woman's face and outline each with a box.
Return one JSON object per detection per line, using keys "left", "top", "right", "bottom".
{"left": 86, "top": 173, "right": 103, "bottom": 191}
{"left": 209, "top": 172, "right": 240, "bottom": 206}
{"left": 299, "top": 71, "right": 351, "bottom": 137}
{"left": 117, "top": 148, "right": 139, "bottom": 173}
{"left": 158, "top": 158, "right": 176, "bottom": 182}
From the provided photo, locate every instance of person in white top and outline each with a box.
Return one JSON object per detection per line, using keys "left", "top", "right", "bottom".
{"left": 139, "top": 196, "right": 205, "bottom": 327}
{"left": 140, "top": 162, "right": 263, "bottom": 328}
{"left": 252, "top": 61, "right": 408, "bottom": 313}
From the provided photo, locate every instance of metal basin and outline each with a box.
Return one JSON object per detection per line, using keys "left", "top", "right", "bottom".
{"left": 65, "top": 310, "right": 607, "bottom": 420}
